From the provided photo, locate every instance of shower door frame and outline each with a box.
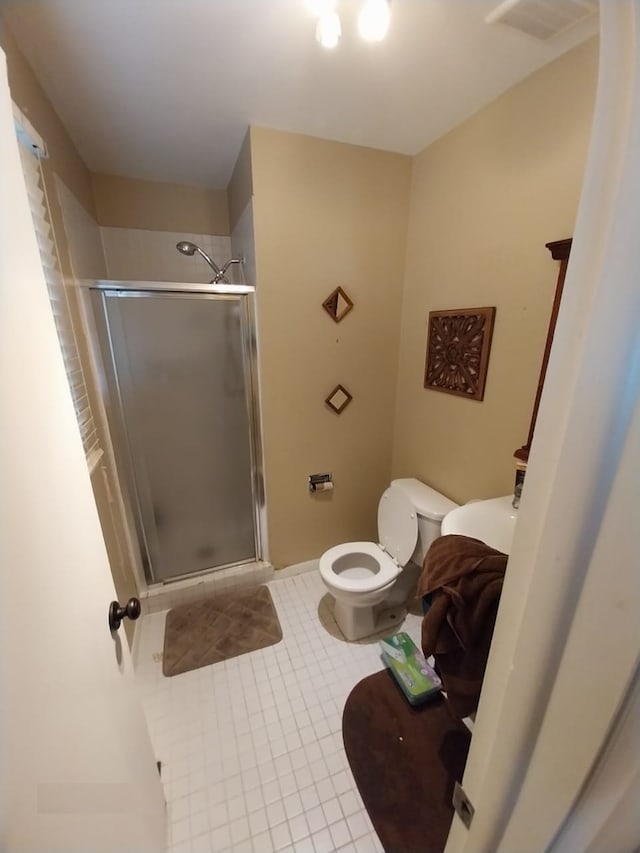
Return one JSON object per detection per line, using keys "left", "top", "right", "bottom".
{"left": 89, "top": 280, "right": 267, "bottom": 585}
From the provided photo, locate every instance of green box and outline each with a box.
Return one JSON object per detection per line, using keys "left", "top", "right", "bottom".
{"left": 380, "top": 632, "right": 442, "bottom": 706}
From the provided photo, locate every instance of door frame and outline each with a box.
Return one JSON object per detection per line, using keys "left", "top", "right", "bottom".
{"left": 89, "top": 281, "right": 267, "bottom": 584}
{"left": 446, "top": 2, "right": 640, "bottom": 850}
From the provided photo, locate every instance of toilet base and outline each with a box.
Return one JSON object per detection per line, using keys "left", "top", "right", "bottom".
{"left": 333, "top": 598, "right": 406, "bottom": 642}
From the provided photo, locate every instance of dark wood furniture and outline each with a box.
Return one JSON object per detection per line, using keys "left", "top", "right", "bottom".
{"left": 515, "top": 238, "right": 572, "bottom": 462}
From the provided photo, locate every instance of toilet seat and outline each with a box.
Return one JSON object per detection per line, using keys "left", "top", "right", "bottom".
{"left": 319, "top": 486, "right": 419, "bottom": 596}
{"left": 319, "top": 541, "right": 400, "bottom": 594}
{"left": 377, "top": 486, "right": 419, "bottom": 566}
{"left": 319, "top": 480, "right": 450, "bottom": 641}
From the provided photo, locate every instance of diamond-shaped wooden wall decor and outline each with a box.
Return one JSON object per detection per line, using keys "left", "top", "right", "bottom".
{"left": 424, "top": 307, "right": 496, "bottom": 401}
{"left": 322, "top": 287, "right": 354, "bottom": 323}
{"left": 325, "top": 384, "right": 353, "bottom": 414}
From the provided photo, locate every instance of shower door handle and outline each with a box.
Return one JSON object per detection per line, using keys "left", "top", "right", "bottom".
{"left": 109, "top": 597, "right": 141, "bottom": 633}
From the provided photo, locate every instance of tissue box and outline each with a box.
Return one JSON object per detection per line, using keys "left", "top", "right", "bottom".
{"left": 380, "top": 632, "right": 442, "bottom": 706}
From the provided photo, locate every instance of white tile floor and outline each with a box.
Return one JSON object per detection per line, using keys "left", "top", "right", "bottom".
{"left": 134, "top": 570, "right": 423, "bottom": 853}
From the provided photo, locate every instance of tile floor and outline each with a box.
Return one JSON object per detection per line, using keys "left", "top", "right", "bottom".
{"left": 134, "top": 570, "right": 423, "bottom": 853}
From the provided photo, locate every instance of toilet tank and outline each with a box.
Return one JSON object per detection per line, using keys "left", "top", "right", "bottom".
{"left": 391, "top": 478, "right": 458, "bottom": 566}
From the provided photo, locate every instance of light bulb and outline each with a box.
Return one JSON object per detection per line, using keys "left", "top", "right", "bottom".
{"left": 358, "top": 0, "right": 391, "bottom": 42}
{"left": 306, "top": 0, "right": 336, "bottom": 17}
{"left": 316, "top": 10, "right": 342, "bottom": 48}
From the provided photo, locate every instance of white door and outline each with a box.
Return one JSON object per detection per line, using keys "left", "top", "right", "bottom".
{"left": 0, "top": 52, "right": 166, "bottom": 851}
{"left": 446, "top": 2, "right": 640, "bottom": 851}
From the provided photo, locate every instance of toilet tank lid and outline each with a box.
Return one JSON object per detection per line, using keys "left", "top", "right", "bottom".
{"left": 391, "top": 478, "right": 458, "bottom": 521}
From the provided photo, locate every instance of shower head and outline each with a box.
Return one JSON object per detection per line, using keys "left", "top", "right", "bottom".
{"left": 176, "top": 240, "right": 198, "bottom": 256}
{"left": 175, "top": 240, "right": 244, "bottom": 284}
{"left": 175, "top": 240, "right": 222, "bottom": 279}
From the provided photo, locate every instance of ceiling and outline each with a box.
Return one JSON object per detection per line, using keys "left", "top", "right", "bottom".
{"left": 2, "top": 0, "right": 598, "bottom": 188}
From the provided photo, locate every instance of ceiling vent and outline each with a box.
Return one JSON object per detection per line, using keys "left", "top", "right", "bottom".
{"left": 486, "top": 0, "right": 598, "bottom": 41}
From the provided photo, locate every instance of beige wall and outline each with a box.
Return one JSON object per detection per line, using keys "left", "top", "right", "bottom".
{"left": 1, "top": 21, "right": 95, "bottom": 216}
{"left": 392, "top": 39, "right": 599, "bottom": 505}
{"left": 92, "top": 172, "right": 229, "bottom": 235}
{"left": 3, "top": 12, "right": 599, "bottom": 572}
{"left": 250, "top": 126, "right": 411, "bottom": 567}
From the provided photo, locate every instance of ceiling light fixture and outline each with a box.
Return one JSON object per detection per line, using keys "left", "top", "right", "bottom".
{"left": 358, "top": 0, "right": 391, "bottom": 42}
{"left": 316, "top": 9, "right": 342, "bottom": 49}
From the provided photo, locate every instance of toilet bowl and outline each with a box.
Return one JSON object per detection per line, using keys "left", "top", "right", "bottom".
{"left": 319, "top": 478, "right": 458, "bottom": 641}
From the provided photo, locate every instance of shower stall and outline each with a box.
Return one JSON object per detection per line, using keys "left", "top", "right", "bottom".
{"left": 90, "top": 279, "right": 265, "bottom": 585}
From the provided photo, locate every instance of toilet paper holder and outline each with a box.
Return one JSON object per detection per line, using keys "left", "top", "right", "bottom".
{"left": 309, "top": 473, "right": 333, "bottom": 493}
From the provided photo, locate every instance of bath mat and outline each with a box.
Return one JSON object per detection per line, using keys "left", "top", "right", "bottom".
{"left": 162, "top": 585, "right": 282, "bottom": 677}
{"left": 342, "top": 669, "right": 471, "bottom": 853}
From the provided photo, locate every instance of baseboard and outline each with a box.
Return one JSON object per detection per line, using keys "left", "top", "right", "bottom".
{"left": 272, "top": 559, "right": 319, "bottom": 580}
{"left": 130, "top": 617, "right": 142, "bottom": 671}
{"left": 140, "top": 560, "right": 275, "bottom": 613}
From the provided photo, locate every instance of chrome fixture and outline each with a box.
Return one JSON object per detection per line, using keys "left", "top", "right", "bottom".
{"left": 309, "top": 0, "right": 391, "bottom": 49}
{"left": 175, "top": 240, "right": 243, "bottom": 284}
{"left": 315, "top": 5, "right": 342, "bottom": 48}
{"left": 92, "top": 283, "right": 265, "bottom": 583}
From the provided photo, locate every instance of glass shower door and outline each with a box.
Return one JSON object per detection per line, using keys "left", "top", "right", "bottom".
{"left": 103, "top": 290, "right": 256, "bottom": 582}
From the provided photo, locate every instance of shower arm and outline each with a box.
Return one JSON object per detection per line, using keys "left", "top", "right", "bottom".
{"left": 210, "top": 258, "right": 244, "bottom": 285}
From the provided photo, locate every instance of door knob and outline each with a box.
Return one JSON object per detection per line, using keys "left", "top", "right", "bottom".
{"left": 109, "top": 597, "right": 141, "bottom": 633}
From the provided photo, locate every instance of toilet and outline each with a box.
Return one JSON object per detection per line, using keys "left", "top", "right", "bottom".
{"left": 319, "top": 478, "right": 458, "bottom": 641}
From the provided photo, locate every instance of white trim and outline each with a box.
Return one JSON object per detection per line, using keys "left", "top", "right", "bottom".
{"left": 130, "top": 615, "right": 143, "bottom": 674}
{"left": 446, "top": 2, "right": 640, "bottom": 850}
{"left": 12, "top": 101, "right": 47, "bottom": 158}
{"left": 54, "top": 175, "right": 147, "bottom": 595}
{"left": 85, "top": 446, "right": 105, "bottom": 474}
{"left": 15, "top": 120, "right": 103, "bottom": 467}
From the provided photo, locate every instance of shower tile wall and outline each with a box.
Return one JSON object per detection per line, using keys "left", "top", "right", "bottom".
{"left": 230, "top": 201, "right": 256, "bottom": 287}
{"left": 101, "top": 227, "right": 232, "bottom": 282}
{"left": 56, "top": 178, "right": 108, "bottom": 279}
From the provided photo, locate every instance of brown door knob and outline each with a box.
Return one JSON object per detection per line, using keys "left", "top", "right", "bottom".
{"left": 109, "top": 597, "right": 141, "bottom": 633}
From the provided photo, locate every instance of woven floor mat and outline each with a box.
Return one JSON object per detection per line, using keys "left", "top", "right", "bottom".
{"left": 162, "top": 585, "right": 282, "bottom": 677}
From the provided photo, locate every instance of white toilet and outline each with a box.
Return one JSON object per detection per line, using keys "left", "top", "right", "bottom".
{"left": 319, "top": 478, "right": 458, "bottom": 641}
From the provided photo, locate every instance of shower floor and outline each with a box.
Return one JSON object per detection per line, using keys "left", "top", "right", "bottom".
{"left": 134, "top": 570, "right": 423, "bottom": 853}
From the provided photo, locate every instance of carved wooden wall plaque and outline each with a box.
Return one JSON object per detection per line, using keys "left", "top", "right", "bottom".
{"left": 424, "top": 307, "right": 496, "bottom": 401}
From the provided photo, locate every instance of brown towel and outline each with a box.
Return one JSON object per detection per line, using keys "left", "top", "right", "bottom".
{"left": 419, "top": 534, "right": 508, "bottom": 718}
